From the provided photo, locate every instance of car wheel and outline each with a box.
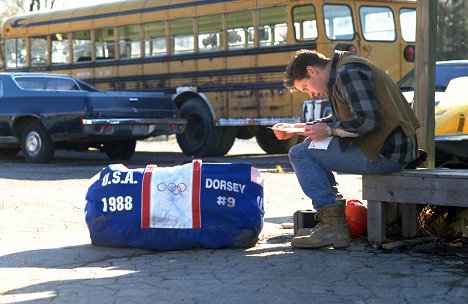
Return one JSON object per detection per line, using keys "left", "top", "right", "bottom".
{"left": 21, "top": 122, "right": 55, "bottom": 163}
{"left": 255, "top": 126, "right": 300, "bottom": 154}
{"left": 176, "top": 98, "right": 223, "bottom": 156}
{"left": 103, "top": 140, "right": 136, "bottom": 160}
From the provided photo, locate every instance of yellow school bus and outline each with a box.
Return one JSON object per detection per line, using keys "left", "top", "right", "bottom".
{"left": 2, "top": 0, "right": 416, "bottom": 156}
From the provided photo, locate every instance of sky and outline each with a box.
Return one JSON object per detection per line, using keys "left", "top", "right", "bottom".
{"left": 52, "top": 0, "right": 120, "bottom": 9}
{"left": 0, "top": 0, "right": 120, "bottom": 12}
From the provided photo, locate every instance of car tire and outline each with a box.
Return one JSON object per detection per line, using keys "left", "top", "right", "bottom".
{"left": 103, "top": 140, "right": 136, "bottom": 160}
{"left": 21, "top": 122, "right": 55, "bottom": 163}
{"left": 255, "top": 126, "right": 300, "bottom": 154}
{"left": 176, "top": 98, "right": 223, "bottom": 156}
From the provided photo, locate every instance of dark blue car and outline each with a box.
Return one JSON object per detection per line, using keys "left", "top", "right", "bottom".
{"left": 0, "top": 73, "right": 186, "bottom": 163}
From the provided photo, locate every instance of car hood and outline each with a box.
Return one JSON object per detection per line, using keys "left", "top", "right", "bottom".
{"left": 435, "top": 77, "right": 468, "bottom": 136}
{"left": 401, "top": 91, "right": 445, "bottom": 106}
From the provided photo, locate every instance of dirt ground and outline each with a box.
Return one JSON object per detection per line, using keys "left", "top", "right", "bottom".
{"left": 0, "top": 137, "right": 465, "bottom": 258}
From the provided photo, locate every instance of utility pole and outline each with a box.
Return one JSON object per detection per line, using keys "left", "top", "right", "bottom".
{"left": 414, "top": 0, "right": 437, "bottom": 168}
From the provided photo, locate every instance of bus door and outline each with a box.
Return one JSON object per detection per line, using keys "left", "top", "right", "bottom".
{"left": 398, "top": 7, "right": 417, "bottom": 78}
{"left": 321, "top": 3, "right": 358, "bottom": 57}
{"left": 322, "top": 2, "right": 404, "bottom": 81}
{"left": 354, "top": 2, "right": 402, "bottom": 81}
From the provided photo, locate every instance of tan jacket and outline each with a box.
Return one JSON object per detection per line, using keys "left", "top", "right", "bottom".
{"left": 331, "top": 52, "right": 420, "bottom": 161}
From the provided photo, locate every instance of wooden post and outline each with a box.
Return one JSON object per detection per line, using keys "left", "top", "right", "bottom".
{"left": 414, "top": 1, "right": 437, "bottom": 169}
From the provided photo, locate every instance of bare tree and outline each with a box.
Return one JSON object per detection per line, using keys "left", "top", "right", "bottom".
{"left": 0, "top": 0, "right": 25, "bottom": 24}
{"left": 437, "top": 0, "right": 468, "bottom": 60}
{"left": 29, "top": 0, "right": 56, "bottom": 11}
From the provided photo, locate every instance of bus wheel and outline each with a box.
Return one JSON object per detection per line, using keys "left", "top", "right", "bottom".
{"left": 236, "top": 126, "right": 257, "bottom": 140}
{"left": 21, "top": 122, "right": 55, "bottom": 163}
{"left": 212, "top": 127, "right": 237, "bottom": 156}
{"left": 176, "top": 98, "right": 222, "bottom": 156}
{"left": 255, "top": 126, "right": 300, "bottom": 154}
{"left": 103, "top": 140, "right": 136, "bottom": 160}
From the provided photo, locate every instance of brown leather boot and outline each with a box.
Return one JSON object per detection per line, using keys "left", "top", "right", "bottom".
{"left": 291, "top": 203, "right": 350, "bottom": 249}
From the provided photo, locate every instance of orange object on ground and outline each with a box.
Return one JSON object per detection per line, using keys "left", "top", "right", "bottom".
{"left": 345, "top": 200, "right": 368, "bottom": 239}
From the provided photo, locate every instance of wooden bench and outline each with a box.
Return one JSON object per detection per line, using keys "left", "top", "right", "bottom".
{"left": 362, "top": 169, "right": 468, "bottom": 245}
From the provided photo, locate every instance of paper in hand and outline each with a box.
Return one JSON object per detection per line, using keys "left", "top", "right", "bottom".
{"left": 308, "top": 136, "right": 333, "bottom": 150}
{"left": 269, "top": 125, "right": 305, "bottom": 134}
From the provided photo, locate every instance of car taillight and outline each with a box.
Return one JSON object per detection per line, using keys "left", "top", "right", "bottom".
{"left": 404, "top": 45, "right": 415, "bottom": 62}
{"left": 334, "top": 44, "right": 357, "bottom": 54}
{"left": 347, "top": 45, "right": 357, "bottom": 54}
{"left": 457, "top": 114, "right": 465, "bottom": 133}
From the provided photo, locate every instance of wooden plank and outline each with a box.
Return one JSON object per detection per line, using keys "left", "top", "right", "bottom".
{"left": 362, "top": 174, "right": 468, "bottom": 207}
{"left": 400, "top": 203, "right": 419, "bottom": 238}
{"left": 385, "top": 169, "right": 468, "bottom": 178}
{"left": 367, "top": 200, "right": 386, "bottom": 245}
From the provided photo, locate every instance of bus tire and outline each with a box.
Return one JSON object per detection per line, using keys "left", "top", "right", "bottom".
{"left": 103, "top": 140, "right": 136, "bottom": 160}
{"left": 255, "top": 126, "right": 300, "bottom": 154}
{"left": 236, "top": 126, "right": 257, "bottom": 140}
{"left": 212, "top": 127, "right": 237, "bottom": 156}
{"left": 20, "top": 121, "right": 55, "bottom": 163}
{"left": 176, "top": 98, "right": 222, "bottom": 157}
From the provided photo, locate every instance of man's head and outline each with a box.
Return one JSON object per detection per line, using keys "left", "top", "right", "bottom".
{"left": 283, "top": 49, "right": 331, "bottom": 98}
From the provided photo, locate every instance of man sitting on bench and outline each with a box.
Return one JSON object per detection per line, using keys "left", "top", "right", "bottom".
{"left": 273, "top": 49, "right": 421, "bottom": 249}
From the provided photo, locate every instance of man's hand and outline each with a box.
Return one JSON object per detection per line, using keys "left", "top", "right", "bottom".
{"left": 303, "top": 123, "right": 329, "bottom": 141}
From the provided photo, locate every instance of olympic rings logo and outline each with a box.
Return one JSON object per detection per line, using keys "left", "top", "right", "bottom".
{"left": 157, "top": 182, "right": 187, "bottom": 195}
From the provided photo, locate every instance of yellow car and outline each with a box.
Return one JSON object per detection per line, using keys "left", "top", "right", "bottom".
{"left": 398, "top": 60, "right": 468, "bottom": 165}
{"left": 434, "top": 76, "right": 468, "bottom": 165}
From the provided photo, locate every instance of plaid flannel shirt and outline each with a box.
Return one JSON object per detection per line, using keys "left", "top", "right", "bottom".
{"left": 328, "top": 55, "right": 417, "bottom": 164}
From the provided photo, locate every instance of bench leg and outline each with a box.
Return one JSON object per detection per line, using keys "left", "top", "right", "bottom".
{"left": 401, "top": 203, "right": 419, "bottom": 238}
{"left": 367, "top": 200, "right": 386, "bottom": 245}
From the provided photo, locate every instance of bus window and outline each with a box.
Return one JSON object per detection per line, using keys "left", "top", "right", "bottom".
{"left": 198, "top": 14, "right": 222, "bottom": 52}
{"left": 170, "top": 18, "right": 194, "bottom": 54}
{"left": 5, "top": 38, "right": 26, "bottom": 68}
{"left": 293, "top": 5, "right": 318, "bottom": 41}
{"left": 360, "top": 6, "right": 396, "bottom": 41}
{"left": 30, "top": 36, "right": 48, "bottom": 66}
{"left": 119, "top": 24, "right": 141, "bottom": 59}
{"left": 144, "top": 22, "right": 166, "bottom": 57}
{"left": 323, "top": 4, "right": 354, "bottom": 40}
{"left": 51, "top": 33, "right": 69, "bottom": 64}
{"left": 95, "top": 28, "right": 116, "bottom": 60}
{"left": 258, "top": 6, "right": 287, "bottom": 47}
{"left": 227, "top": 11, "right": 254, "bottom": 49}
{"left": 72, "top": 30, "right": 92, "bottom": 63}
{"left": 400, "top": 8, "right": 416, "bottom": 42}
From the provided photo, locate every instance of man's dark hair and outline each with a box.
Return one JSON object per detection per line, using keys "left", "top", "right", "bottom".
{"left": 283, "top": 49, "right": 330, "bottom": 91}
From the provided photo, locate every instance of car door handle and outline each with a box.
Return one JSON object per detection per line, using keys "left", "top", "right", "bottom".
{"left": 129, "top": 98, "right": 139, "bottom": 102}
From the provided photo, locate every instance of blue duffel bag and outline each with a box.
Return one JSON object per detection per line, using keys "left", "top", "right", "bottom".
{"left": 85, "top": 160, "right": 264, "bottom": 250}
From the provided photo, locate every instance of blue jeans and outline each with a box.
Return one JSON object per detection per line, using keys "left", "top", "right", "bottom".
{"left": 288, "top": 137, "right": 405, "bottom": 211}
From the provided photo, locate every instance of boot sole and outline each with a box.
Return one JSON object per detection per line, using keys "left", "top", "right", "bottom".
{"left": 291, "top": 239, "right": 350, "bottom": 249}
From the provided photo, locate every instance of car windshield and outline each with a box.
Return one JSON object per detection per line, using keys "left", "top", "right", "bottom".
{"left": 435, "top": 64, "right": 468, "bottom": 90}
{"left": 398, "top": 62, "right": 468, "bottom": 92}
